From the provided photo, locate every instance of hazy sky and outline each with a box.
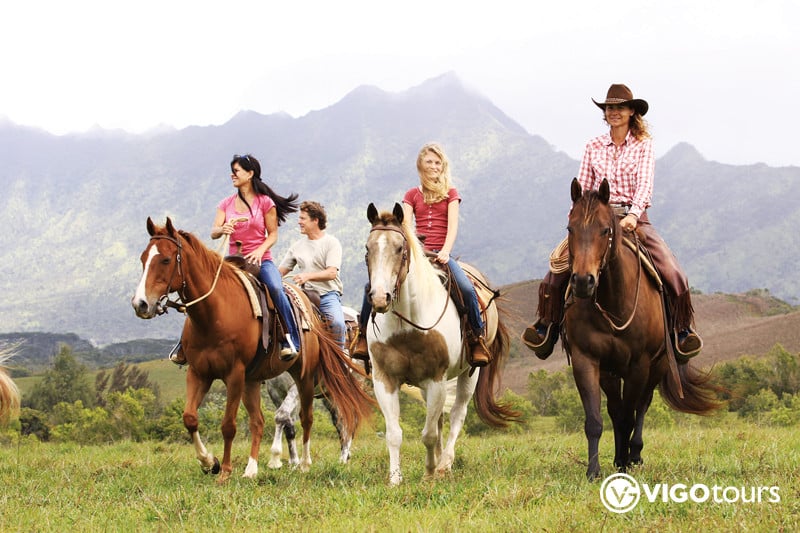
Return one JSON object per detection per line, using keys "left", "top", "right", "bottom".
{"left": 1, "top": 0, "right": 797, "bottom": 166}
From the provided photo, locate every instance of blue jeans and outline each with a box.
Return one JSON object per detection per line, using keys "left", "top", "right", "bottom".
{"left": 358, "top": 257, "right": 485, "bottom": 336}
{"left": 259, "top": 260, "right": 301, "bottom": 349}
{"left": 319, "top": 292, "right": 346, "bottom": 350}
{"left": 447, "top": 257, "right": 485, "bottom": 335}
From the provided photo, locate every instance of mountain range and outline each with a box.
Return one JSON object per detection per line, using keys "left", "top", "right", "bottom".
{"left": 1, "top": 72, "right": 798, "bottom": 347}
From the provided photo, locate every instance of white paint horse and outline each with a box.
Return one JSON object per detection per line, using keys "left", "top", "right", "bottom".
{"left": 266, "top": 306, "right": 363, "bottom": 468}
{"left": 363, "top": 203, "right": 519, "bottom": 485}
{"left": 264, "top": 373, "right": 353, "bottom": 468}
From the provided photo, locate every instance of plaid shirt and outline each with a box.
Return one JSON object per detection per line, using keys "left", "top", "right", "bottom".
{"left": 576, "top": 131, "right": 654, "bottom": 219}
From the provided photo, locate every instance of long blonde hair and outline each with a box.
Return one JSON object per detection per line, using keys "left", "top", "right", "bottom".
{"left": 416, "top": 142, "right": 453, "bottom": 204}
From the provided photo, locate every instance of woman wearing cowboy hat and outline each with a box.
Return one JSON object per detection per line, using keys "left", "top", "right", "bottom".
{"left": 522, "top": 83, "right": 703, "bottom": 362}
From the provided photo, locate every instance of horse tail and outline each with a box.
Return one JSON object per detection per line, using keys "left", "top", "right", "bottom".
{"left": 312, "top": 317, "right": 375, "bottom": 437}
{"left": 473, "top": 308, "right": 521, "bottom": 428}
{"left": 0, "top": 354, "right": 20, "bottom": 425}
{"left": 659, "top": 362, "right": 724, "bottom": 415}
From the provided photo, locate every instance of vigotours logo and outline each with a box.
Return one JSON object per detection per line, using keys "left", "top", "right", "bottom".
{"left": 600, "top": 473, "right": 781, "bottom": 514}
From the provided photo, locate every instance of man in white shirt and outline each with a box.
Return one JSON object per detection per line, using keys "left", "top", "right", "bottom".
{"left": 279, "top": 201, "right": 346, "bottom": 350}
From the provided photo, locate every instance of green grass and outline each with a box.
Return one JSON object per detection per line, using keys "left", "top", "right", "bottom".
{"left": 1, "top": 416, "right": 798, "bottom": 532}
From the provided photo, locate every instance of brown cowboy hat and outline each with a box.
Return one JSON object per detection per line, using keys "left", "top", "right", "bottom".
{"left": 592, "top": 84, "right": 649, "bottom": 116}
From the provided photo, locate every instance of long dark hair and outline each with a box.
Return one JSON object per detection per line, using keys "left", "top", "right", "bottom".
{"left": 231, "top": 154, "right": 299, "bottom": 225}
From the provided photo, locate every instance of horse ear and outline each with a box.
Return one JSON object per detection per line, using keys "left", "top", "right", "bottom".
{"left": 146, "top": 217, "right": 156, "bottom": 236}
{"left": 570, "top": 178, "right": 582, "bottom": 202}
{"left": 598, "top": 179, "right": 610, "bottom": 204}
{"left": 367, "top": 203, "right": 378, "bottom": 224}
{"left": 165, "top": 217, "right": 176, "bottom": 235}
{"left": 392, "top": 202, "right": 404, "bottom": 224}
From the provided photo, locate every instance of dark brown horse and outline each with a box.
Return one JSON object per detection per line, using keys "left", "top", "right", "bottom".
{"left": 131, "top": 218, "right": 373, "bottom": 483}
{"left": 564, "top": 179, "right": 720, "bottom": 480}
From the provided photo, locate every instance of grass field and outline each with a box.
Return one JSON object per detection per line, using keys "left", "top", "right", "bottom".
{"left": 1, "top": 414, "right": 797, "bottom": 532}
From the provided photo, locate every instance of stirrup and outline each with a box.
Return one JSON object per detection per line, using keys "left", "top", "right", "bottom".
{"left": 168, "top": 341, "right": 187, "bottom": 366}
{"left": 522, "top": 321, "right": 558, "bottom": 360}
{"left": 279, "top": 335, "right": 298, "bottom": 361}
{"left": 467, "top": 334, "right": 490, "bottom": 368}
{"left": 674, "top": 329, "right": 702, "bottom": 363}
{"left": 350, "top": 335, "right": 369, "bottom": 362}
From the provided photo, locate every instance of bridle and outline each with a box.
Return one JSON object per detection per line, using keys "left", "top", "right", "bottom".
{"left": 365, "top": 223, "right": 451, "bottom": 331}
{"left": 147, "top": 233, "right": 228, "bottom": 315}
{"left": 569, "top": 210, "right": 642, "bottom": 333}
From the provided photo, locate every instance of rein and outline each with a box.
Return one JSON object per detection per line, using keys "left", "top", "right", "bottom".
{"left": 595, "top": 226, "right": 642, "bottom": 332}
{"left": 149, "top": 233, "right": 229, "bottom": 315}
{"left": 571, "top": 217, "right": 643, "bottom": 333}
{"left": 367, "top": 224, "right": 451, "bottom": 332}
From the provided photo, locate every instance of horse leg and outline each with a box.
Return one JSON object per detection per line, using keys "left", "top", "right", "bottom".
{"left": 572, "top": 356, "right": 604, "bottom": 480}
{"left": 629, "top": 388, "right": 654, "bottom": 466}
{"left": 600, "top": 374, "right": 628, "bottom": 472}
{"left": 373, "top": 378, "right": 403, "bottom": 485}
{"left": 420, "top": 381, "right": 447, "bottom": 479}
{"left": 269, "top": 383, "right": 300, "bottom": 468}
{"left": 183, "top": 371, "right": 219, "bottom": 475}
{"left": 216, "top": 372, "right": 246, "bottom": 484}
{"left": 296, "top": 379, "right": 316, "bottom": 472}
{"left": 322, "top": 396, "right": 353, "bottom": 464}
{"left": 241, "top": 380, "right": 265, "bottom": 479}
{"left": 436, "top": 372, "right": 479, "bottom": 478}
{"left": 618, "top": 362, "right": 650, "bottom": 470}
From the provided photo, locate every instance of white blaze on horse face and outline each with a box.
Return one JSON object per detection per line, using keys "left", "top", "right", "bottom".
{"left": 368, "top": 233, "right": 395, "bottom": 311}
{"left": 132, "top": 243, "right": 160, "bottom": 312}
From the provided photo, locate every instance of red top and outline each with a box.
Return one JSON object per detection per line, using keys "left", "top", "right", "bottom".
{"left": 402, "top": 187, "right": 461, "bottom": 251}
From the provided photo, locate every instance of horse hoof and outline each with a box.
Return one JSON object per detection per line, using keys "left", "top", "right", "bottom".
{"left": 208, "top": 458, "right": 221, "bottom": 475}
{"left": 216, "top": 471, "right": 231, "bottom": 484}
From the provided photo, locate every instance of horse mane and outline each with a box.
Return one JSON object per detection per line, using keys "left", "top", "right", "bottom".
{"left": 377, "top": 210, "right": 445, "bottom": 299}
{"left": 177, "top": 229, "right": 236, "bottom": 277}
{"left": 571, "top": 189, "right": 623, "bottom": 258}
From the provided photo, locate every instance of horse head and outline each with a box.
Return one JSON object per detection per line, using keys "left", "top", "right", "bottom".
{"left": 132, "top": 217, "right": 187, "bottom": 318}
{"left": 365, "top": 202, "right": 410, "bottom": 313}
{"left": 567, "top": 178, "right": 618, "bottom": 299}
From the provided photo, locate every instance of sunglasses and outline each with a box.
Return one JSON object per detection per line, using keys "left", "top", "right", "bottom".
{"left": 233, "top": 154, "right": 251, "bottom": 163}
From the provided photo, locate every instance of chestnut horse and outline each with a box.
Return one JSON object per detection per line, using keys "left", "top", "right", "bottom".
{"left": 0, "top": 352, "right": 20, "bottom": 425}
{"left": 131, "top": 218, "right": 373, "bottom": 482}
{"left": 364, "top": 203, "right": 519, "bottom": 485}
{"left": 564, "top": 178, "right": 720, "bottom": 479}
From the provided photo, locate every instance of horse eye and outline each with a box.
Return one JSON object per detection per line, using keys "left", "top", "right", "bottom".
{"left": 566, "top": 226, "right": 573, "bottom": 234}
{"left": 601, "top": 227, "right": 611, "bottom": 236}
{"left": 161, "top": 258, "right": 171, "bottom": 265}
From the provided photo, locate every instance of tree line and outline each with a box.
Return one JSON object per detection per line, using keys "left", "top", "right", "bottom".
{"left": 2, "top": 344, "right": 798, "bottom": 445}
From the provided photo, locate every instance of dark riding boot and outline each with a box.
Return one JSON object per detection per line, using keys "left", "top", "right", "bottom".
{"left": 467, "top": 333, "right": 491, "bottom": 368}
{"left": 674, "top": 328, "right": 703, "bottom": 363}
{"left": 522, "top": 320, "right": 559, "bottom": 360}
{"left": 350, "top": 332, "right": 369, "bottom": 361}
{"left": 168, "top": 341, "right": 187, "bottom": 366}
